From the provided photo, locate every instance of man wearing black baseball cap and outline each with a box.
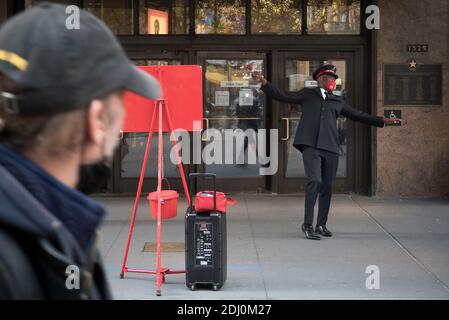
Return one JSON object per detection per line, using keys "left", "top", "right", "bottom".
{"left": 0, "top": 3, "right": 160, "bottom": 299}
{"left": 254, "top": 64, "right": 401, "bottom": 240}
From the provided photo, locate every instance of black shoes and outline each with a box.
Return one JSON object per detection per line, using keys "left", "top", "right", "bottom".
{"left": 301, "top": 224, "right": 321, "bottom": 240}
{"left": 315, "top": 225, "right": 333, "bottom": 237}
{"left": 301, "top": 224, "right": 333, "bottom": 239}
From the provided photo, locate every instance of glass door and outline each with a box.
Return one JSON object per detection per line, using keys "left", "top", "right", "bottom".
{"left": 274, "top": 52, "right": 355, "bottom": 193}
{"left": 113, "top": 52, "right": 191, "bottom": 193}
{"left": 197, "top": 52, "right": 267, "bottom": 192}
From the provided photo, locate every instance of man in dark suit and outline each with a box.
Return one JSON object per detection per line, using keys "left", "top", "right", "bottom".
{"left": 253, "top": 65, "right": 401, "bottom": 240}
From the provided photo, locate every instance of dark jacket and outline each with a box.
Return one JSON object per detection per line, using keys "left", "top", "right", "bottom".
{"left": 0, "top": 144, "right": 112, "bottom": 299}
{"left": 261, "top": 83, "right": 384, "bottom": 154}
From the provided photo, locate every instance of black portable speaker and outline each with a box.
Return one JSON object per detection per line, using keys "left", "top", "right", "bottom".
{"left": 185, "top": 173, "right": 227, "bottom": 291}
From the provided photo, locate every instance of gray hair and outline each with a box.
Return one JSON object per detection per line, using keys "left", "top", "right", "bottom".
{"left": 0, "top": 73, "right": 87, "bottom": 156}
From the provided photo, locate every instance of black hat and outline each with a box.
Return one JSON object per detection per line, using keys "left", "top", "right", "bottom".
{"left": 312, "top": 64, "right": 339, "bottom": 81}
{"left": 0, "top": 2, "right": 161, "bottom": 115}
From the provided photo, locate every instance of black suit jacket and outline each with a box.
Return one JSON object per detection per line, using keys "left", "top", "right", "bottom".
{"left": 261, "top": 82, "right": 384, "bottom": 154}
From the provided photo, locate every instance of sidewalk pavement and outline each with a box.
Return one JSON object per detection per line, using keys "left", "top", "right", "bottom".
{"left": 94, "top": 194, "right": 449, "bottom": 300}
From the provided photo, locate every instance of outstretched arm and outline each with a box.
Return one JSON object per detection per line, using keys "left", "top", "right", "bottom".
{"left": 253, "top": 72, "right": 306, "bottom": 105}
{"left": 341, "top": 102, "right": 403, "bottom": 127}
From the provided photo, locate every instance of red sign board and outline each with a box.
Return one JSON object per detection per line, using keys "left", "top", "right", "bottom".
{"left": 122, "top": 65, "right": 203, "bottom": 132}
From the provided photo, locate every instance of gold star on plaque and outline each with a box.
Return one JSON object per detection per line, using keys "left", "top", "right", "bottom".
{"left": 408, "top": 59, "right": 417, "bottom": 71}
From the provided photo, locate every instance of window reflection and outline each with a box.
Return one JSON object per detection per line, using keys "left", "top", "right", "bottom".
{"left": 25, "top": 0, "right": 79, "bottom": 9}
{"left": 204, "top": 59, "right": 265, "bottom": 176}
{"left": 25, "top": 0, "right": 362, "bottom": 36}
{"left": 139, "top": 0, "right": 189, "bottom": 35}
{"left": 195, "top": 0, "right": 246, "bottom": 34}
{"left": 251, "top": 0, "right": 302, "bottom": 34}
{"left": 84, "top": 0, "right": 134, "bottom": 35}
{"left": 133, "top": 60, "right": 182, "bottom": 66}
{"left": 120, "top": 132, "right": 182, "bottom": 178}
{"left": 25, "top": 0, "right": 76, "bottom": 5}
{"left": 26, "top": 0, "right": 134, "bottom": 35}
{"left": 205, "top": 59, "right": 263, "bottom": 118}
{"left": 307, "top": 0, "right": 360, "bottom": 34}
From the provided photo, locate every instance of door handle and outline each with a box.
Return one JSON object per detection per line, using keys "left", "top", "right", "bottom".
{"left": 202, "top": 118, "right": 209, "bottom": 141}
{"left": 281, "top": 118, "right": 290, "bottom": 141}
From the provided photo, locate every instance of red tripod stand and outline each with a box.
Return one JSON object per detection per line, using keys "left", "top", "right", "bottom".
{"left": 119, "top": 99, "right": 191, "bottom": 296}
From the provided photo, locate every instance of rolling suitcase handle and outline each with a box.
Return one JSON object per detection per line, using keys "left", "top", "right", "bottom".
{"left": 189, "top": 173, "right": 217, "bottom": 211}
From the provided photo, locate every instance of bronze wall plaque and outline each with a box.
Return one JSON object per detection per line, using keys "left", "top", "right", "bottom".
{"left": 384, "top": 64, "right": 442, "bottom": 106}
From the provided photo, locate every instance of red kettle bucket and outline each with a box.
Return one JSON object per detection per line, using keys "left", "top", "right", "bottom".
{"left": 147, "top": 178, "right": 179, "bottom": 220}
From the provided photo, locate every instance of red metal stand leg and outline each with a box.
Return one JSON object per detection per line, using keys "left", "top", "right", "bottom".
{"left": 120, "top": 104, "right": 158, "bottom": 278}
{"left": 156, "top": 100, "right": 163, "bottom": 296}
{"left": 120, "top": 98, "right": 186, "bottom": 296}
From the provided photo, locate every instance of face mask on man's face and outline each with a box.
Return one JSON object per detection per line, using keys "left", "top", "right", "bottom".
{"left": 322, "top": 78, "right": 336, "bottom": 92}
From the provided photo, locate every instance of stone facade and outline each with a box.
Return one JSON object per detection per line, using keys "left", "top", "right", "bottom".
{"left": 376, "top": 0, "right": 449, "bottom": 198}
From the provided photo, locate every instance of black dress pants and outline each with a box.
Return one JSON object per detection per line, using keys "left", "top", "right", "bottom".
{"left": 302, "top": 146, "right": 339, "bottom": 226}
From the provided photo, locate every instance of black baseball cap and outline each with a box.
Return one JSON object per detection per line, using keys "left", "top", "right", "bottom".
{"left": 312, "top": 64, "right": 339, "bottom": 81}
{"left": 0, "top": 2, "right": 161, "bottom": 115}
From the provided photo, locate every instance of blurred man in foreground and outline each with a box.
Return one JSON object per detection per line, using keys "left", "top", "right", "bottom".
{"left": 0, "top": 3, "right": 160, "bottom": 299}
